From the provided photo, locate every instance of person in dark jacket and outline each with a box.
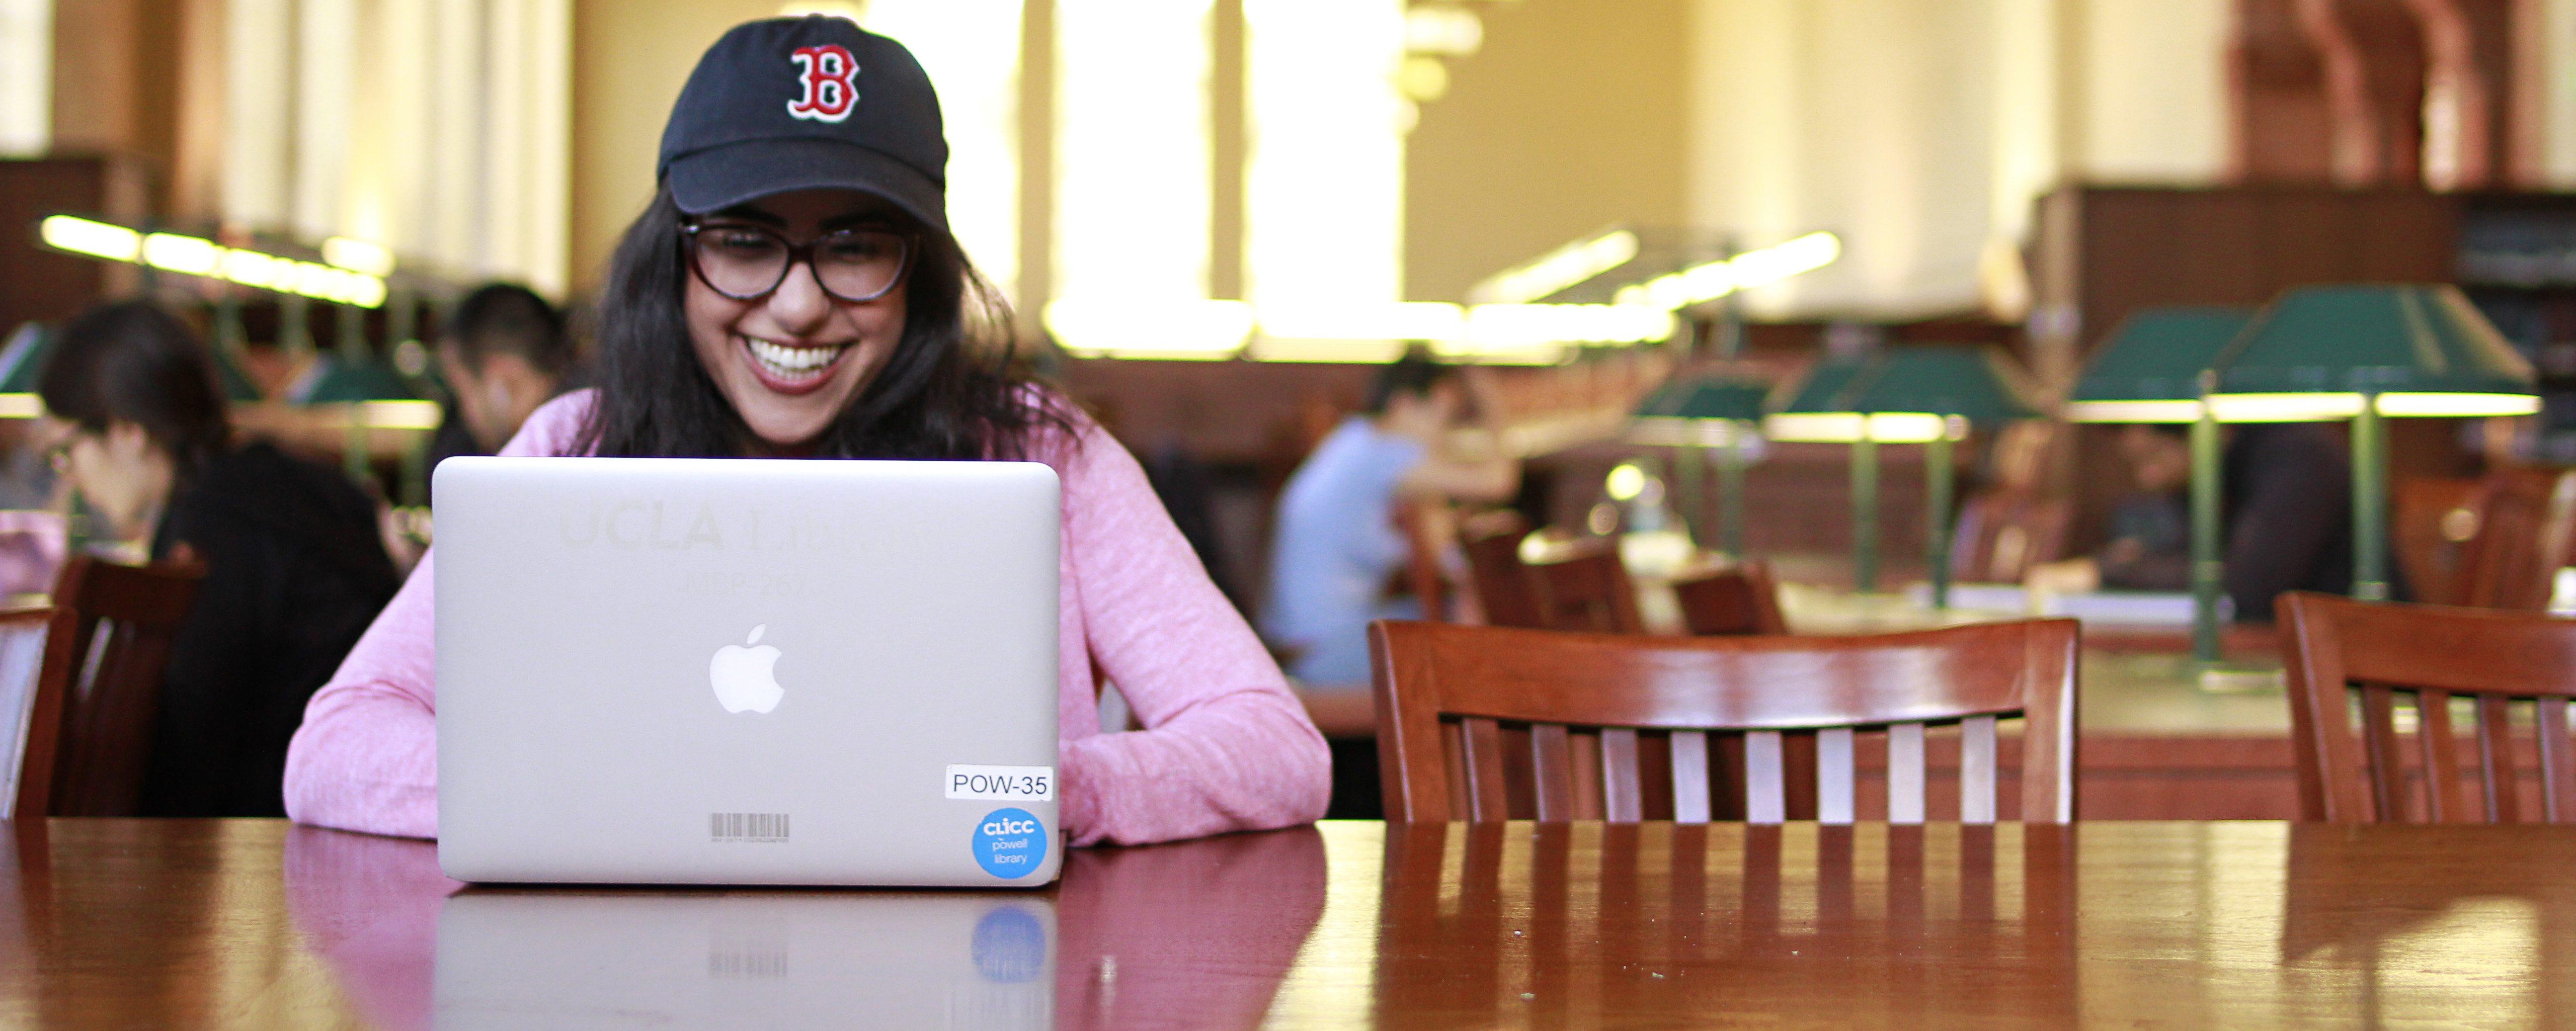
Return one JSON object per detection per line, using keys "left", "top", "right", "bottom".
{"left": 40, "top": 301, "right": 400, "bottom": 816}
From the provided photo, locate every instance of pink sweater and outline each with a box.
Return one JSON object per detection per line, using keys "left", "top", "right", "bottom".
{"left": 282, "top": 391, "right": 1331, "bottom": 846}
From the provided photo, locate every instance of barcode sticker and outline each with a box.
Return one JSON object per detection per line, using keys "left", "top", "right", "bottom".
{"left": 946, "top": 765, "right": 1055, "bottom": 801}
{"left": 710, "top": 812, "right": 791, "bottom": 842}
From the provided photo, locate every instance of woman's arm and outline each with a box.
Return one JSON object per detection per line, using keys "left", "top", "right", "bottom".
{"left": 281, "top": 557, "right": 440, "bottom": 837}
{"left": 282, "top": 392, "right": 598, "bottom": 838}
{"left": 1055, "top": 419, "right": 1332, "bottom": 846}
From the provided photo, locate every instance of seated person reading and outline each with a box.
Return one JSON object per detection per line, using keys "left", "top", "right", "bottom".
{"left": 1264, "top": 355, "right": 1518, "bottom": 687}
{"left": 2030, "top": 422, "right": 2374, "bottom": 621}
{"left": 42, "top": 301, "right": 400, "bottom": 815}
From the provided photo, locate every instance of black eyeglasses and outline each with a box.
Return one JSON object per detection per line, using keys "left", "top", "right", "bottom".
{"left": 681, "top": 221, "right": 915, "bottom": 303}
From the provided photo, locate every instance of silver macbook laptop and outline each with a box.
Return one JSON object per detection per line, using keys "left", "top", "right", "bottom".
{"left": 433, "top": 457, "right": 1061, "bottom": 887}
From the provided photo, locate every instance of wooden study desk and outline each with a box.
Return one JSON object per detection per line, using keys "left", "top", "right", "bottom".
{"left": 3, "top": 818, "right": 2573, "bottom": 1027}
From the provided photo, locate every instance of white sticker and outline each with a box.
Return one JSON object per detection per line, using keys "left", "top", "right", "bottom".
{"left": 946, "top": 764, "right": 1056, "bottom": 801}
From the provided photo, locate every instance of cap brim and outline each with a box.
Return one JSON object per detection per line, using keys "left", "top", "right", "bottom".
{"left": 665, "top": 136, "right": 947, "bottom": 233}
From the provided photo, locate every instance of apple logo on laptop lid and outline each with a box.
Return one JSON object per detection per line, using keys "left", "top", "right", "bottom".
{"left": 711, "top": 624, "right": 786, "bottom": 714}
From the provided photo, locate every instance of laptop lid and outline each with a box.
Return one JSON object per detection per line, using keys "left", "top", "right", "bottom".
{"left": 433, "top": 457, "right": 1061, "bottom": 887}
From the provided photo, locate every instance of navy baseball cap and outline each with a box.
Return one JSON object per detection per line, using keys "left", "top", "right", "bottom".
{"left": 657, "top": 16, "right": 949, "bottom": 232}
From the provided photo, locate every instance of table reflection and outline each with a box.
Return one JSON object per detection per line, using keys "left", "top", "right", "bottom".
{"left": 281, "top": 824, "right": 1328, "bottom": 1030}
{"left": 438, "top": 892, "right": 1053, "bottom": 1028}
{"left": 1371, "top": 822, "right": 2081, "bottom": 1025}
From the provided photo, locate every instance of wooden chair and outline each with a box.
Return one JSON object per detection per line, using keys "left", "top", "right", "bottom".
{"left": 0, "top": 606, "right": 69, "bottom": 819}
{"left": 1949, "top": 490, "right": 2071, "bottom": 585}
{"left": 2447, "top": 469, "right": 2576, "bottom": 610}
{"left": 33, "top": 556, "right": 206, "bottom": 817}
{"left": 1671, "top": 560, "right": 1789, "bottom": 636}
{"left": 1457, "top": 510, "right": 1544, "bottom": 628}
{"left": 1524, "top": 537, "right": 1644, "bottom": 633}
{"left": 1368, "top": 618, "right": 2080, "bottom": 824}
{"left": 2280, "top": 591, "right": 2576, "bottom": 823}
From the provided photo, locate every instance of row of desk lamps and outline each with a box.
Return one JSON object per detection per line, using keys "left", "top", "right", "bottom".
{"left": 1629, "top": 283, "right": 2542, "bottom": 667}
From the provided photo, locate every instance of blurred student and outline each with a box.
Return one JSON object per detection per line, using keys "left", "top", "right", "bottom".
{"left": 2028, "top": 422, "right": 2374, "bottom": 620}
{"left": 430, "top": 283, "right": 576, "bottom": 465}
{"left": 41, "top": 301, "right": 399, "bottom": 816}
{"left": 285, "top": 15, "right": 1328, "bottom": 846}
{"left": 1264, "top": 354, "right": 1519, "bottom": 689}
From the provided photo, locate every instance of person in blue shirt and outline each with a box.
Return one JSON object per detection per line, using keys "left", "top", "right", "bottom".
{"left": 1264, "top": 354, "right": 1518, "bottom": 689}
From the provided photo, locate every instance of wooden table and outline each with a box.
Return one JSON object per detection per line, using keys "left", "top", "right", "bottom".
{"left": 6, "top": 819, "right": 2574, "bottom": 1027}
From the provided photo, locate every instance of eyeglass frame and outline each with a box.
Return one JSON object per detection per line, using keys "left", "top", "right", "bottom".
{"left": 678, "top": 219, "right": 917, "bottom": 304}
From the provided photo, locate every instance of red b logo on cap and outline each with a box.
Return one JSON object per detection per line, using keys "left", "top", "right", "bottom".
{"left": 787, "top": 45, "right": 859, "bottom": 123}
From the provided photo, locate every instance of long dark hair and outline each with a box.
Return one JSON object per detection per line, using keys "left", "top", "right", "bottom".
{"left": 575, "top": 189, "right": 1068, "bottom": 460}
{"left": 39, "top": 300, "right": 232, "bottom": 476}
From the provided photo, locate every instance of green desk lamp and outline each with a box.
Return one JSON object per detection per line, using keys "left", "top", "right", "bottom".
{"left": 1832, "top": 346, "right": 2041, "bottom": 608}
{"left": 2066, "top": 307, "right": 2254, "bottom": 663}
{"left": 1632, "top": 374, "right": 1769, "bottom": 555}
{"left": 295, "top": 304, "right": 439, "bottom": 498}
{"left": 1764, "top": 355, "right": 1893, "bottom": 591}
{"left": 2210, "top": 284, "right": 2538, "bottom": 605}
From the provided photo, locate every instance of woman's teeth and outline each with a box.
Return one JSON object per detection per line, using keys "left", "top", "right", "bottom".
{"left": 742, "top": 337, "right": 847, "bottom": 381}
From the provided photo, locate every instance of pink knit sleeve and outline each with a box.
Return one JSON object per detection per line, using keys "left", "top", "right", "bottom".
{"left": 1051, "top": 416, "right": 1331, "bottom": 846}
{"left": 282, "top": 393, "right": 598, "bottom": 838}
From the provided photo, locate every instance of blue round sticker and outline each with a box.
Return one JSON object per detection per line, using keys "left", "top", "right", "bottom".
{"left": 971, "top": 906, "right": 1048, "bottom": 983}
{"left": 972, "top": 807, "right": 1048, "bottom": 879}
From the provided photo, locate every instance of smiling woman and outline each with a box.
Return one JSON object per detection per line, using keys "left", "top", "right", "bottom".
{"left": 280, "top": 15, "right": 1331, "bottom": 848}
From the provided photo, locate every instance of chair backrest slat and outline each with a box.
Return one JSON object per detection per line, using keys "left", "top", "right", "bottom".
{"left": 1744, "top": 730, "right": 1787, "bottom": 823}
{"left": 2416, "top": 689, "right": 2462, "bottom": 822}
{"left": 2358, "top": 686, "right": 2408, "bottom": 821}
{"left": 1669, "top": 730, "right": 1712, "bottom": 822}
{"left": 1962, "top": 715, "right": 2000, "bottom": 824}
{"left": 1599, "top": 727, "right": 1642, "bottom": 821}
{"left": 1816, "top": 727, "right": 1856, "bottom": 824}
{"left": 1371, "top": 617, "right": 2079, "bottom": 824}
{"left": 2477, "top": 695, "right": 2520, "bottom": 823}
{"left": 36, "top": 556, "right": 207, "bottom": 816}
{"left": 2542, "top": 697, "right": 2576, "bottom": 822}
{"left": 1531, "top": 723, "right": 1575, "bottom": 820}
{"left": 1461, "top": 717, "right": 1510, "bottom": 820}
{"left": 1888, "top": 722, "right": 1928, "bottom": 824}
{"left": 2283, "top": 592, "right": 2576, "bottom": 824}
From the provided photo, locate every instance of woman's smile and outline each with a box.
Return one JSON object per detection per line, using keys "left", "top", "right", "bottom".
{"left": 736, "top": 333, "right": 857, "bottom": 396}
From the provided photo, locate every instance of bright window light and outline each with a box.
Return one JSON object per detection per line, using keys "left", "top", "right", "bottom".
{"left": 1245, "top": 0, "right": 1406, "bottom": 312}
{"left": 142, "top": 233, "right": 224, "bottom": 276}
{"left": 1055, "top": 0, "right": 1212, "bottom": 309}
{"left": 1257, "top": 302, "right": 1464, "bottom": 342}
{"left": 2065, "top": 399, "right": 2204, "bottom": 424}
{"left": 40, "top": 216, "right": 141, "bottom": 262}
{"left": 1046, "top": 298, "right": 1252, "bottom": 360}
{"left": 1468, "top": 230, "right": 1640, "bottom": 304}
{"left": 1616, "top": 231, "right": 1841, "bottom": 311}
{"left": 863, "top": 0, "right": 1021, "bottom": 298}
{"left": 41, "top": 216, "right": 386, "bottom": 308}
{"left": 321, "top": 236, "right": 396, "bottom": 276}
{"left": 1402, "top": 5, "right": 1481, "bottom": 56}
{"left": 0, "top": 394, "right": 40, "bottom": 419}
{"left": 1461, "top": 303, "right": 1674, "bottom": 348}
{"left": 1246, "top": 339, "right": 1409, "bottom": 363}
